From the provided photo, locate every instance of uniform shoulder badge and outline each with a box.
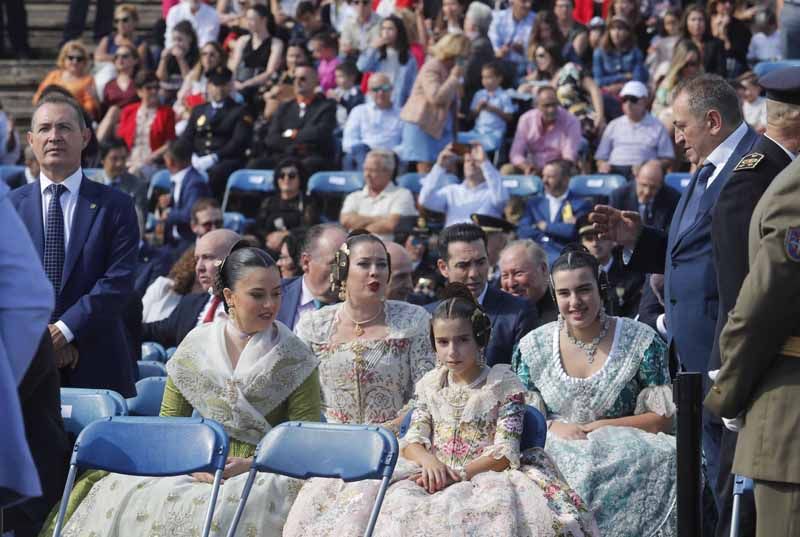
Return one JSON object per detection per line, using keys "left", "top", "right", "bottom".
{"left": 785, "top": 227, "right": 800, "bottom": 262}
{"left": 733, "top": 152, "right": 765, "bottom": 171}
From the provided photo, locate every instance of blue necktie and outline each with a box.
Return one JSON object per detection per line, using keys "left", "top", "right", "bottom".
{"left": 44, "top": 183, "right": 67, "bottom": 322}
{"left": 677, "top": 162, "right": 715, "bottom": 236}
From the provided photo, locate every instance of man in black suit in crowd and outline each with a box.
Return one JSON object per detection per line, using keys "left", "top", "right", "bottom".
{"left": 426, "top": 223, "right": 538, "bottom": 366}
{"left": 248, "top": 64, "right": 336, "bottom": 175}
{"left": 608, "top": 160, "right": 681, "bottom": 232}
{"left": 180, "top": 67, "right": 253, "bottom": 199}
{"left": 94, "top": 138, "right": 147, "bottom": 215}
{"left": 706, "top": 67, "right": 800, "bottom": 537}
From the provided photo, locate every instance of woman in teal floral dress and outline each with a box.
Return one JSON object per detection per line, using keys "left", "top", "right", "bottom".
{"left": 513, "top": 245, "right": 677, "bottom": 537}
{"left": 284, "top": 284, "right": 599, "bottom": 537}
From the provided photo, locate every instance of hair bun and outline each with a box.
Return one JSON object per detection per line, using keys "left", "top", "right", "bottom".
{"left": 439, "top": 282, "right": 478, "bottom": 306}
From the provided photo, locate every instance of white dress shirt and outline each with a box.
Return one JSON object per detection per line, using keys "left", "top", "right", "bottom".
{"left": 704, "top": 122, "right": 749, "bottom": 188}
{"left": 165, "top": 0, "right": 221, "bottom": 48}
{"left": 196, "top": 289, "right": 227, "bottom": 326}
{"left": 292, "top": 276, "right": 317, "bottom": 329}
{"left": 545, "top": 192, "right": 567, "bottom": 223}
{"left": 40, "top": 167, "right": 83, "bottom": 342}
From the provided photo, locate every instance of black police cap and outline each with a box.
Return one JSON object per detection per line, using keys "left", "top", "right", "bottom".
{"left": 470, "top": 213, "right": 516, "bottom": 233}
{"left": 759, "top": 66, "right": 800, "bottom": 106}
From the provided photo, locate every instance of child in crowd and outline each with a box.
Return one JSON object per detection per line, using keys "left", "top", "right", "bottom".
{"left": 457, "top": 61, "right": 516, "bottom": 153}
{"left": 309, "top": 32, "right": 341, "bottom": 92}
{"left": 327, "top": 61, "right": 365, "bottom": 127}
{"left": 737, "top": 72, "right": 767, "bottom": 133}
{"left": 747, "top": 8, "right": 782, "bottom": 65}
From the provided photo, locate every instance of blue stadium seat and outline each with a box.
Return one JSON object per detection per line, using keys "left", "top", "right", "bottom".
{"left": 147, "top": 169, "right": 172, "bottom": 202}
{"left": 165, "top": 347, "right": 178, "bottom": 360}
{"left": 59, "top": 388, "right": 128, "bottom": 437}
{"left": 397, "top": 172, "right": 459, "bottom": 194}
{"left": 221, "top": 169, "right": 275, "bottom": 213}
{"left": 126, "top": 377, "right": 168, "bottom": 416}
{"left": 138, "top": 360, "right": 168, "bottom": 379}
{"left": 502, "top": 175, "right": 543, "bottom": 198}
{"left": 52, "top": 417, "right": 229, "bottom": 537}
{"left": 730, "top": 474, "right": 754, "bottom": 537}
{"left": 665, "top": 172, "right": 692, "bottom": 193}
{"left": 307, "top": 171, "right": 364, "bottom": 195}
{"left": 226, "top": 422, "right": 398, "bottom": 537}
{"left": 753, "top": 60, "right": 800, "bottom": 78}
{"left": 83, "top": 168, "right": 102, "bottom": 180}
{"left": 223, "top": 211, "right": 253, "bottom": 233}
{"left": 0, "top": 164, "right": 24, "bottom": 184}
{"left": 141, "top": 341, "right": 167, "bottom": 362}
{"left": 570, "top": 174, "right": 627, "bottom": 201}
{"left": 399, "top": 405, "right": 546, "bottom": 451}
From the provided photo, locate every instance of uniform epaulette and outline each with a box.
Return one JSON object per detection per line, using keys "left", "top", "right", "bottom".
{"left": 733, "top": 152, "right": 765, "bottom": 171}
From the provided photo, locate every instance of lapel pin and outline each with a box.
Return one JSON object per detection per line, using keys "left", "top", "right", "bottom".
{"left": 90, "top": 203, "right": 97, "bottom": 209}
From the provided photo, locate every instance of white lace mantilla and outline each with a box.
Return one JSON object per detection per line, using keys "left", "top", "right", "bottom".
{"left": 167, "top": 320, "right": 319, "bottom": 444}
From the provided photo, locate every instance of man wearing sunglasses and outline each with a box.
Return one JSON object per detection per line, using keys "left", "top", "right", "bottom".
{"left": 595, "top": 81, "right": 675, "bottom": 180}
{"left": 343, "top": 73, "right": 403, "bottom": 171}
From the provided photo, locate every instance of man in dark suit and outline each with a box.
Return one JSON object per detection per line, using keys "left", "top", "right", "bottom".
{"left": 10, "top": 93, "right": 140, "bottom": 397}
{"left": 180, "top": 66, "right": 253, "bottom": 199}
{"left": 142, "top": 228, "right": 240, "bottom": 348}
{"left": 609, "top": 160, "right": 681, "bottom": 232}
{"left": 590, "top": 73, "right": 759, "bottom": 497}
{"left": 706, "top": 68, "right": 800, "bottom": 537}
{"left": 156, "top": 139, "right": 213, "bottom": 247}
{"left": 517, "top": 159, "right": 592, "bottom": 265}
{"left": 426, "top": 223, "right": 537, "bottom": 366}
{"left": 94, "top": 137, "right": 147, "bottom": 215}
{"left": 249, "top": 64, "right": 337, "bottom": 175}
{"left": 497, "top": 239, "right": 557, "bottom": 326}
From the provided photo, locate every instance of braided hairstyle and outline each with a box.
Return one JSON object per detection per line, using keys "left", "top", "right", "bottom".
{"left": 213, "top": 239, "right": 278, "bottom": 312}
{"left": 549, "top": 243, "right": 608, "bottom": 302}
{"left": 430, "top": 282, "right": 493, "bottom": 350}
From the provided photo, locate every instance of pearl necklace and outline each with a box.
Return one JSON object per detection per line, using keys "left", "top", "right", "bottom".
{"left": 560, "top": 311, "right": 610, "bottom": 364}
{"left": 339, "top": 304, "right": 383, "bottom": 336}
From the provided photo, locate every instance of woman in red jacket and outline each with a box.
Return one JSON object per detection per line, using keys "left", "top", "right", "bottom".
{"left": 117, "top": 70, "right": 176, "bottom": 178}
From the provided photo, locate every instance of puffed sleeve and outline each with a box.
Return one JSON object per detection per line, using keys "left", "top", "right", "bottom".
{"left": 481, "top": 391, "right": 525, "bottom": 469}
{"left": 403, "top": 329, "right": 436, "bottom": 404}
{"left": 633, "top": 335, "right": 676, "bottom": 418}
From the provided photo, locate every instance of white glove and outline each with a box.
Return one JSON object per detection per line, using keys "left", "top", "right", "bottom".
{"left": 707, "top": 369, "right": 744, "bottom": 431}
{"left": 191, "top": 153, "right": 218, "bottom": 172}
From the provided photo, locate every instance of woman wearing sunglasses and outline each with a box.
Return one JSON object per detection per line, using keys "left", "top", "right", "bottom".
{"left": 255, "top": 158, "right": 317, "bottom": 240}
{"left": 92, "top": 5, "right": 149, "bottom": 95}
{"left": 33, "top": 40, "right": 100, "bottom": 120}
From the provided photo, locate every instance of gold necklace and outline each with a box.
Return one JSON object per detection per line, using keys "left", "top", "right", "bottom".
{"left": 339, "top": 304, "right": 383, "bottom": 336}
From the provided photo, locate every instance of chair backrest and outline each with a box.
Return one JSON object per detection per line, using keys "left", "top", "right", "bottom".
{"left": 307, "top": 171, "right": 364, "bottom": 195}
{"left": 520, "top": 405, "right": 547, "bottom": 450}
{"left": 665, "top": 172, "right": 692, "bottom": 193}
{"left": 570, "top": 174, "right": 627, "bottom": 201}
{"left": 0, "top": 164, "right": 24, "bottom": 184}
{"left": 396, "top": 172, "right": 424, "bottom": 194}
{"left": 147, "top": 169, "right": 172, "bottom": 202}
{"left": 221, "top": 169, "right": 275, "bottom": 212}
{"left": 254, "top": 421, "right": 398, "bottom": 482}
{"left": 223, "top": 211, "right": 250, "bottom": 233}
{"left": 502, "top": 175, "right": 543, "bottom": 198}
{"left": 753, "top": 59, "right": 800, "bottom": 78}
{"left": 137, "top": 360, "right": 168, "bottom": 380}
{"left": 126, "top": 377, "right": 168, "bottom": 416}
{"left": 60, "top": 388, "right": 128, "bottom": 436}
{"left": 165, "top": 346, "right": 178, "bottom": 360}
{"left": 141, "top": 341, "right": 167, "bottom": 362}
{"left": 71, "top": 416, "right": 229, "bottom": 476}
{"left": 83, "top": 168, "right": 102, "bottom": 180}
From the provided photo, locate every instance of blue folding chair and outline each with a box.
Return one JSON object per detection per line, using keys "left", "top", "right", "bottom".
{"left": 126, "top": 376, "right": 168, "bottom": 416}
{"left": 52, "top": 416, "right": 229, "bottom": 537}
{"left": 60, "top": 388, "right": 128, "bottom": 437}
{"left": 138, "top": 360, "right": 168, "bottom": 379}
{"left": 226, "top": 421, "right": 398, "bottom": 537}
{"left": 502, "top": 175, "right": 543, "bottom": 198}
{"left": 730, "top": 475, "right": 754, "bottom": 537}
{"left": 165, "top": 347, "right": 178, "bottom": 360}
{"left": 307, "top": 171, "right": 364, "bottom": 195}
{"left": 397, "top": 172, "right": 424, "bottom": 194}
{"left": 665, "top": 172, "right": 692, "bottom": 193}
{"left": 570, "top": 174, "right": 627, "bottom": 203}
{"left": 141, "top": 341, "right": 167, "bottom": 362}
{"left": 223, "top": 211, "right": 251, "bottom": 233}
{"left": 221, "top": 169, "right": 275, "bottom": 213}
{"left": 0, "top": 164, "right": 24, "bottom": 184}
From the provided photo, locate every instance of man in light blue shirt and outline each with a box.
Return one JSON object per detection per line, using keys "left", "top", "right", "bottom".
{"left": 488, "top": 0, "right": 535, "bottom": 74}
{"left": 342, "top": 73, "right": 404, "bottom": 170}
{"left": 419, "top": 142, "right": 510, "bottom": 227}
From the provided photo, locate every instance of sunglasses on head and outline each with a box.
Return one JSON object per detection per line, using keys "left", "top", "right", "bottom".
{"left": 621, "top": 96, "right": 641, "bottom": 104}
{"left": 278, "top": 171, "right": 299, "bottom": 179}
{"left": 370, "top": 84, "right": 392, "bottom": 92}
{"left": 199, "top": 219, "right": 224, "bottom": 230}
{"left": 115, "top": 16, "right": 131, "bottom": 23}
{"left": 67, "top": 55, "right": 86, "bottom": 62}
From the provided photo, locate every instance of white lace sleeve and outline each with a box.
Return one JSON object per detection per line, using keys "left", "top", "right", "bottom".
{"left": 404, "top": 331, "right": 436, "bottom": 404}
{"left": 634, "top": 384, "right": 676, "bottom": 418}
{"left": 480, "top": 392, "right": 525, "bottom": 470}
{"left": 399, "top": 397, "right": 432, "bottom": 450}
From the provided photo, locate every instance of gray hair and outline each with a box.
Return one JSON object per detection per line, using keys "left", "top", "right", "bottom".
{"left": 673, "top": 74, "right": 743, "bottom": 129}
{"left": 465, "top": 2, "right": 492, "bottom": 35}
{"left": 31, "top": 93, "right": 87, "bottom": 130}
{"left": 500, "top": 239, "right": 548, "bottom": 268}
{"left": 366, "top": 149, "right": 397, "bottom": 177}
{"left": 301, "top": 223, "right": 346, "bottom": 257}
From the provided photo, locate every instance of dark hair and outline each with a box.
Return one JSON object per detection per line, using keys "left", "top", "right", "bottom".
{"left": 335, "top": 60, "right": 360, "bottom": 80}
{"left": 330, "top": 230, "right": 391, "bottom": 299}
{"left": 275, "top": 156, "right": 309, "bottom": 192}
{"left": 531, "top": 43, "right": 564, "bottom": 78}
{"left": 549, "top": 244, "right": 607, "bottom": 301}
{"left": 657, "top": 6, "right": 682, "bottom": 37}
{"left": 379, "top": 15, "right": 411, "bottom": 65}
{"left": 169, "top": 246, "right": 198, "bottom": 295}
{"left": 249, "top": 3, "right": 276, "bottom": 35}
{"left": 602, "top": 19, "right": 635, "bottom": 51}
{"left": 439, "top": 223, "right": 487, "bottom": 262}
{"left": 310, "top": 32, "right": 338, "bottom": 51}
{"left": 172, "top": 20, "right": 200, "bottom": 64}
{"left": 543, "top": 158, "right": 573, "bottom": 179}
{"left": 430, "top": 283, "right": 492, "bottom": 348}
{"left": 673, "top": 73, "right": 743, "bottom": 127}
{"left": 295, "top": 0, "right": 316, "bottom": 18}
{"left": 281, "top": 229, "right": 306, "bottom": 277}
{"left": 530, "top": 10, "right": 565, "bottom": 51}
{"left": 134, "top": 69, "right": 159, "bottom": 88}
{"left": 214, "top": 241, "right": 278, "bottom": 308}
{"left": 481, "top": 60, "right": 504, "bottom": 81}
{"left": 165, "top": 138, "right": 193, "bottom": 164}
{"left": 190, "top": 197, "right": 221, "bottom": 223}
{"left": 680, "top": 4, "right": 712, "bottom": 42}
{"left": 32, "top": 92, "right": 86, "bottom": 129}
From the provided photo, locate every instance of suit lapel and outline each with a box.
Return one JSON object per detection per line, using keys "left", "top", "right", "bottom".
{"left": 18, "top": 182, "right": 45, "bottom": 260}
{"left": 63, "top": 177, "right": 101, "bottom": 286}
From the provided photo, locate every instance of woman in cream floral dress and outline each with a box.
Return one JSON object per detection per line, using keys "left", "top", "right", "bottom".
{"left": 284, "top": 284, "right": 599, "bottom": 536}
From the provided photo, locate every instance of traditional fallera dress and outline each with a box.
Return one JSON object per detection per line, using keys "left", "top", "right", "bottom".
{"left": 513, "top": 317, "right": 678, "bottom": 537}
{"left": 283, "top": 364, "right": 600, "bottom": 537}
{"left": 295, "top": 300, "right": 436, "bottom": 427}
{"left": 43, "top": 320, "right": 320, "bottom": 537}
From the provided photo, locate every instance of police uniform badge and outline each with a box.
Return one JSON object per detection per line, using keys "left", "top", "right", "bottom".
{"left": 197, "top": 114, "right": 207, "bottom": 127}
{"left": 785, "top": 227, "right": 800, "bottom": 262}
{"left": 733, "top": 152, "right": 764, "bottom": 171}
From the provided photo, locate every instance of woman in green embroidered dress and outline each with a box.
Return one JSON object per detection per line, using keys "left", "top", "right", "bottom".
{"left": 43, "top": 243, "right": 321, "bottom": 537}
